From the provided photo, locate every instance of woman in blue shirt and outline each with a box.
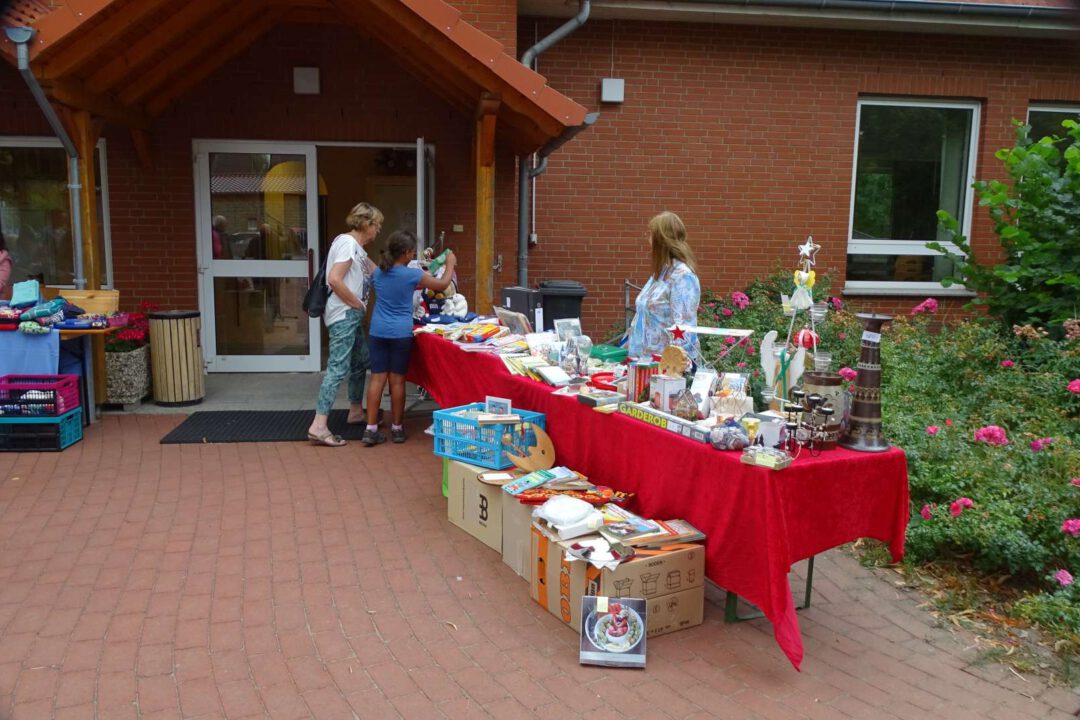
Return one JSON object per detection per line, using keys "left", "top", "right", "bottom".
{"left": 363, "top": 230, "right": 456, "bottom": 445}
{"left": 628, "top": 211, "right": 701, "bottom": 362}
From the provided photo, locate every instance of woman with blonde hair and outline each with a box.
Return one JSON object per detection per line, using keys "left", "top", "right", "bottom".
{"left": 627, "top": 211, "right": 701, "bottom": 361}
{"left": 307, "top": 202, "right": 383, "bottom": 447}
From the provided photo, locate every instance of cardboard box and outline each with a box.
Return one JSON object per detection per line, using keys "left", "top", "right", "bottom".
{"left": 649, "top": 374, "right": 686, "bottom": 414}
{"left": 530, "top": 524, "right": 704, "bottom": 636}
{"left": 446, "top": 459, "right": 503, "bottom": 552}
{"left": 502, "top": 496, "right": 535, "bottom": 580}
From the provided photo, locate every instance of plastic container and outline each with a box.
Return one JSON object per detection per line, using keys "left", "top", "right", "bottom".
{"left": 0, "top": 374, "right": 81, "bottom": 417}
{"left": 537, "top": 280, "right": 586, "bottom": 331}
{"left": 0, "top": 408, "right": 83, "bottom": 451}
{"left": 432, "top": 402, "right": 546, "bottom": 469}
{"left": 590, "top": 344, "right": 628, "bottom": 363}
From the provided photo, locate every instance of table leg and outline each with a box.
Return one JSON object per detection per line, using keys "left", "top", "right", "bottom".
{"left": 724, "top": 556, "right": 815, "bottom": 623}
{"left": 82, "top": 335, "right": 96, "bottom": 424}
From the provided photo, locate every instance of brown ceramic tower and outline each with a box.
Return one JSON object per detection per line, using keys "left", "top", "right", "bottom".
{"left": 840, "top": 313, "right": 892, "bottom": 452}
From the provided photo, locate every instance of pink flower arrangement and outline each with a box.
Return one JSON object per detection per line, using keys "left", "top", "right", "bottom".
{"left": 926, "top": 426, "right": 940, "bottom": 436}
{"left": 721, "top": 308, "right": 733, "bottom": 317}
{"left": 949, "top": 497, "right": 974, "bottom": 517}
{"left": 1069, "top": 379, "right": 1080, "bottom": 394}
{"left": 1055, "top": 569, "right": 1074, "bottom": 587}
{"left": 838, "top": 367, "right": 857, "bottom": 381}
{"left": 1030, "top": 437, "right": 1054, "bottom": 452}
{"left": 1000, "top": 359, "right": 1015, "bottom": 368}
{"left": 911, "top": 298, "right": 939, "bottom": 315}
{"left": 974, "top": 425, "right": 1009, "bottom": 446}
{"left": 1063, "top": 519, "right": 1080, "bottom": 537}
{"left": 920, "top": 504, "right": 933, "bottom": 520}
{"left": 731, "top": 291, "right": 750, "bottom": 309}
{"left": 830, "top": 296, "right": 843, "bottom": 311}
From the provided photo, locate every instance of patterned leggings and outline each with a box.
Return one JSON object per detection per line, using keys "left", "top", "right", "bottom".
{"left": 316, "top": 308, "right": 369, "bottom": 415}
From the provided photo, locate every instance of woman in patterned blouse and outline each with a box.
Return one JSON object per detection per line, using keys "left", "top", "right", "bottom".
{"left": 627, "top": 211, "right": 701, "bottom": 362}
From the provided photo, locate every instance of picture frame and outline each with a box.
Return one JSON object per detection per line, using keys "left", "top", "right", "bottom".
{"left": 553, "top": 317, "right": 582, "bottom": 343}
{"left": 494, "top": 305, "right": 533, "bottom": 336}
{"left": 485, "top": 396, "right": 512, "bottom": 415}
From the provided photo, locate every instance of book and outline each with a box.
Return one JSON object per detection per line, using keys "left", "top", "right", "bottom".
{"left": 630, "top": 519, "right": 706, "bottom": 548}
{"left": 476, "top": 413, "right": 522, "bottom": 425}
{"left": 501, "top": 466, "right": 576, "bottom": 496}
{"left": 580, "top": 596, "right": 647, "bottom": 668}
{"left": 598, "top": 504, "right": 663, "bottom": 544}
{"left": 535, "top": 365, "right": 571, "bottom": 387}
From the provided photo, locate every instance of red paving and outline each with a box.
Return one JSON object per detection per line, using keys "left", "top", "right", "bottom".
{"left": 0, "top": 414, "right": 1077, "bottom": 720}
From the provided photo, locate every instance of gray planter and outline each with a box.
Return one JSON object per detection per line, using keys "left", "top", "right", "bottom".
{"left": 105, "top": 344, "right": 151, "bottom": 405}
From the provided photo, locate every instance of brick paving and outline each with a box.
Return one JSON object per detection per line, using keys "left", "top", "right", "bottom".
{"left": 0, "top": 414, "right": 1077, "bottom": 720}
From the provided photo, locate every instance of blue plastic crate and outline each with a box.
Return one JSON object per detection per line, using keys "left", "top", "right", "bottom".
{"left": 432, "top": 402, "right": 546, "bottom": 469}
{"left": 0, "top": 408, "right": 83, "bottom": 452}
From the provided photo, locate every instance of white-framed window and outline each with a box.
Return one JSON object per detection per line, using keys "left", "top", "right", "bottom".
{"left": 0, "top": 136, "right": 112, "bottom": 289}
{"left": 1027, "top": 103, "right": 1080, "bottom": 153}
{"left": 844, "top": 98, "right": 980, "bottom": 295}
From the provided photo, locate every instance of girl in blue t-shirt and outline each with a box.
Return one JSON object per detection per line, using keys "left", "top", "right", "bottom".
{"left": 363, "top": 230, "right": 456, "bottom": 446}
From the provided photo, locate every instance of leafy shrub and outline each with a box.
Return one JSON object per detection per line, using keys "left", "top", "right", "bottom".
{"left": 931, "top": 119, "right": 1080, "bottom": 332}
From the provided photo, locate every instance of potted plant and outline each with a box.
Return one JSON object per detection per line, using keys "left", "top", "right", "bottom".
{"left": 104, "top": 302, "right": 155, "bottom": 404}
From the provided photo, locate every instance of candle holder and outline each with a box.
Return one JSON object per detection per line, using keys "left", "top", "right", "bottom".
{"left": 839, "top": 313, "right": 892, "bottom": 452}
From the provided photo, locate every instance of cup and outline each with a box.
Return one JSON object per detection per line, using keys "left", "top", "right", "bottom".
{"left": 813, "top": 351, "right": 833, "bottom": 372}
{"left": 811, "top": 302, "right": 828, "bottom": 323}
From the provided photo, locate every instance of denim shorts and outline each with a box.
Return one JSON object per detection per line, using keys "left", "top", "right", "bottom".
{"left": 369, "top": 335, "right": 414, "bottom": 375}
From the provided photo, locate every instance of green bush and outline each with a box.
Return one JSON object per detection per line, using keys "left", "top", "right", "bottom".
{"left": 931, "top": 119, "right": 1080, "bottom": 332}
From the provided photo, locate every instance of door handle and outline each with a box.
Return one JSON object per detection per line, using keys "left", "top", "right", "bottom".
{"left": 493, "top": 254, "right": 503, "bottom": 273}
{"left": 198, "top": 265, "right": 209, "bottom": 275}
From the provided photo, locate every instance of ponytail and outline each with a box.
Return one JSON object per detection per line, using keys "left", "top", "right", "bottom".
{"left": 378, "top": 230, "right": 418, "bottom": 272}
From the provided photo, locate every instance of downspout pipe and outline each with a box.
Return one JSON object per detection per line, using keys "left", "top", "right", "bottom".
{"left": 6, "top": 26, "right": 86, "bottom": 289}
{"left": 517, "top": 0, "right": 592, "bottom": 287}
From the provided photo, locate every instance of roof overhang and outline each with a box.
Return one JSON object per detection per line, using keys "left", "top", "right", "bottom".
{"left": 520, "top": 0, "right": 1079, "bottom": 38}
{"left": 0, "top": 0, "right": 589, "bottom": 154}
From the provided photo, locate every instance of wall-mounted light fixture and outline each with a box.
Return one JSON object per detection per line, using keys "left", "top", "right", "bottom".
{"left": 293, "top": 67, "right": 320, "bottom": 95}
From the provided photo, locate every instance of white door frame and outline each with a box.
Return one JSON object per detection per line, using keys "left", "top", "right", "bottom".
{"left": 194, "top": 140, "right": 320, "bottom": 372}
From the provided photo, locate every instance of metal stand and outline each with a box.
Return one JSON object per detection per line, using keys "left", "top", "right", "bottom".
{"left": 724, "top": 556, "right": 815, "bottom": 623}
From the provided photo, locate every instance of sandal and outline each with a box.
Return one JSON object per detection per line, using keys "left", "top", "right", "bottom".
{"left": 307, "top": 431, "right": 347, "bottom": 447}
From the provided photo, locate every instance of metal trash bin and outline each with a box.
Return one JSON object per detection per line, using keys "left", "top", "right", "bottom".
{"left": 148, "top": 310, "right": 205, "bottom": 406}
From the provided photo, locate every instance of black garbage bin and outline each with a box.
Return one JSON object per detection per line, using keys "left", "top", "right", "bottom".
{"left": 538, "top": 280, "right": 587, "bottom": 331}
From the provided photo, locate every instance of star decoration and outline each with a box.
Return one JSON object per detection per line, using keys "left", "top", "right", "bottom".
{"left": 669, "top": 325, "right": 687, "bottom": 340}
{"left": 798, "top": 236, "right": 821, "bottom": 266}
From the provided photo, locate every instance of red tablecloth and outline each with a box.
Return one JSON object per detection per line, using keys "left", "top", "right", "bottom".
{"left": 408, "top": 334, "right": 910, "bottom": 669}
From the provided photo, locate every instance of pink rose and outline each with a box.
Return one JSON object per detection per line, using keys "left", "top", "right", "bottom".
{"left": 737, "top": 362, "right": 747, "bottom": 369}
{"left": 838, "top": 367, "right": 858, "bottom": 382}
{"left": 731, "top": 291, "right": 751, "bottom": 309}
{"left": 920, "top": 504, "right": 932, "bottom": 520}
{"left": 1062, "top": 519, "right": 1080, "bottom": 537}
{"left": 974, "top": 425, "right": 1009, "bottom": 446}
{"left": 1030, "top": 437, "right": 1054, "bottom": 452}
{"left": 721, "top": 308, "right": 733, "bottom": 317}
{"left": 945, "top": 419, "right": 953, "bottom": 426}
{"left": 725, "top": 336, "right": 737, "bottom": 344}
{"left": 1069, "top": 379, "right": 1080, "bottom": 394}
{"left": 1071, "top": 478, "right": 1080, "bottom": 487}
{"left": 745, "top": 346, "right": 755, "bottom": 356}
{"left": 926, "top": 426, "right": 940, "bottom": 436}
{"left": 949, "top": 497, "right": 974, "bottom": 517}
{"left": 1000, "top": 360, "right": 1014, "bottom": 368}
{"left": 830, "top": 296, "right": 843, "bottom": 311}
{"left": 1054, "top": 569, "right": 1074, "bottom": 587}
{"left": 911, "top": 298, "right": 939, "bottom": 315}
{"left": 837, "top": 332, "right": 846, "bottom": 341}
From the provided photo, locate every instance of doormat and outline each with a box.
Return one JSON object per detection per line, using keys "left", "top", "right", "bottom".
{"left": 160, "top": 408, "right": 408, "bottom": 444}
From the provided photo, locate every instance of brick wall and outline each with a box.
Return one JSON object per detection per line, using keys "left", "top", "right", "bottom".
{"left": 520, "top": 19, "right": 1080, "bottom": 337}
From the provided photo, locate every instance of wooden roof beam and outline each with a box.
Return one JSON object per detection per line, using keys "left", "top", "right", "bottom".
{"left": 119, "top": 1, "right": 268, "bottom": 107}
{"left": 84, "top": 0, "right": 226, "bottom": 96}
{"left": 147, "top": 10, "right": 281, "bottom": 116}
{"left": 36, "top": 0, "right": 177, "bottom": 80}
{"left": 44, "top": 77, "right": 150, "bottom": 129}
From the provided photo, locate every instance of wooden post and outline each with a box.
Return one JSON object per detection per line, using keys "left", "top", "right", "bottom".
{"left": 474, "top": 94, "right": 499, "bottom": 315}
{"left": 70, "top": 110, "right": 107, "bottom": 403}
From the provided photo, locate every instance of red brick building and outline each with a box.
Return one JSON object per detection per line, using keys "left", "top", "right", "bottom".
{"left": 1, "top": 0, "right": 1077, "bottom": 373}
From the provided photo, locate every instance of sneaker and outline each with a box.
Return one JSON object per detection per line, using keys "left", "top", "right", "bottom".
{"left": 362, "top": 429, "right": 387, "bottom": 447}
{"left": 391, "top": 427, "right": 406, "bottom": 444}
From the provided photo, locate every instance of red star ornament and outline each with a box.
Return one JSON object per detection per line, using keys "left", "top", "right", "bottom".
{"left": 670, "top": 325, "right": 687, "bottom": 340}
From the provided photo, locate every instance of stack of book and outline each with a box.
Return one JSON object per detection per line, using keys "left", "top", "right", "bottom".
{"left": 598, "top": 505, "right": 705, "bottom": 547}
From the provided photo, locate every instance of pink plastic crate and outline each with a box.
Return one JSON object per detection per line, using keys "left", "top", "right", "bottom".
{"left": 0, "top": 375, "right": 81, "bottom": 417}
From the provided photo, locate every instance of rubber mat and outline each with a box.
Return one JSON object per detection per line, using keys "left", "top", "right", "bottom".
{"left": 159, "top": 408, "right": 395, "bottom": 444}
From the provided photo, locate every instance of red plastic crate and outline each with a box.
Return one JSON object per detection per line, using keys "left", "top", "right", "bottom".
{"left": 0, "top": 375, "right": 82, "bottom": 417}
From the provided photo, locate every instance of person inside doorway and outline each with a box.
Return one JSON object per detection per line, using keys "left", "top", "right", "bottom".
{"left": 212, "top": 215, "right": 229, "bottom": 259}
{"left": 362, "top": 230, "right": 455, "bottom": 446}
{"left": 306, "top": 202, "right": 382, "bottom": 447}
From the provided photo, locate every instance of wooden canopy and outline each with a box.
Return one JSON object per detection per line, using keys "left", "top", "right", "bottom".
{"left": 0, "top": 0, "right": 588, "bottom": 155}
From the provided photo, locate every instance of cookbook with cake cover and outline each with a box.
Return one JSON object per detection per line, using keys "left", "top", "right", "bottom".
{"left": 579, "top": 596, "right": 647, "bottom": 668}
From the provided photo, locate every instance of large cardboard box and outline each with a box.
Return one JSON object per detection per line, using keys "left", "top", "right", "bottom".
{"left": 530, "top": 524, "right": 704, "bottom": 636}
{"left": 502, "top": 496, "right": 534, "bottom": 580}
{"left": 446, "top": 459, "right": 503, "bottom": 552}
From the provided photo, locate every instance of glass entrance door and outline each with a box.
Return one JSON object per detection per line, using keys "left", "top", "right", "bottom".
{"left": 194, "top": 141, "right": 320, "bottom": 372}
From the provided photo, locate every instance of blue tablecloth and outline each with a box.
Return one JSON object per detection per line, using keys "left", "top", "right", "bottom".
{"left": 0, "top": 330, "right": 60, "bottom": 376}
